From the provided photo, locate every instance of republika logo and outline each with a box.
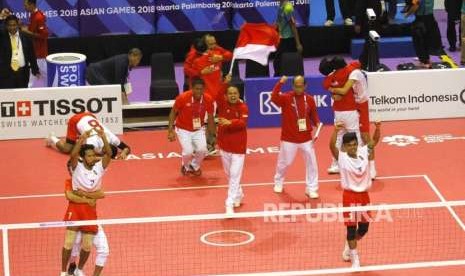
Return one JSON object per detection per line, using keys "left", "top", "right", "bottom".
{"left": 259, "top": 91, "right": 281, "bottom": 115}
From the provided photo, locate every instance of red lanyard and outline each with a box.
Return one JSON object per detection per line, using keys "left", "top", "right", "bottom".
{"left": 293, "top": 95, "right": 307, "bottom": 119}
{"left": 191, "top": 95, "right": 203, "bottom": 117}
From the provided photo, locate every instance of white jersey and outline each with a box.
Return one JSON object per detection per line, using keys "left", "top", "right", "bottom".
{"left": 72, "top": 160, "right": 105, "bottom": 192}
{"left": 349, "top": 69, "right": 368, "bottom": 104}
{"left": 76, "top": 115, "right": 121, "bottom": 154}
{"left": 338, "top": 145, "right": 371, "bottom": 192}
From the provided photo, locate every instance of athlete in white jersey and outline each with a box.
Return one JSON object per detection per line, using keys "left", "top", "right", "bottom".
{"left": 46, "top": 112, "right": 131, "bottom": 159}
{"left": 329, "top": 121, "right": 380, "bottom": 269}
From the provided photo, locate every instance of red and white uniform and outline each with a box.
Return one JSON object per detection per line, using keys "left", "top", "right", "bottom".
{"left": 72, "top": 160, "right": 105, "bottom": 192}
{"left": 174, "top": 90, "right": 214, "bottom": 170}
{"left": 216, "top": 85, "right": 248, "bottom": 207}
{"left": 27, "top": 8, "right": 48, "bottom": 87}
{"left": 347, "top": 62, "right": 370, "bottom": 133}
{"left": 323, "top": 67, "right": 361, "bottom": 151}
{"left": 271, "top": 82, "right": 320, "bottom": 192}
{"left": 63, "top": 179, "right": 98, "bottom": 234}
{"left": 66, "top": 112, "right": 121, "bottom": 154}
{"left": 338, "top": 145, "right": 372, "bottom": 226}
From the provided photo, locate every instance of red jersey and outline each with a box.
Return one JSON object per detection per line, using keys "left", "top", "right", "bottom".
{"left": 271, "top": 82, "right": 321, "bottom": 144}
{"left": 323, "top": 65, "right": 358, "bottom": 111}
{"left": 29, "top": 9, "right": 48, "bottom": 58}
{"left": 174, "top": 90, "right": 214, "bottom": 132}
{"left": 184, "top": 46, "right": 201, "bottom": 80}
{"left": 216, "top": 85, "right": 248, "bottom": 154}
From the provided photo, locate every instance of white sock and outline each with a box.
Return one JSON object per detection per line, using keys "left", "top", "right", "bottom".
{"left": 50, "top": 136, "right": 60, "bottom": 144}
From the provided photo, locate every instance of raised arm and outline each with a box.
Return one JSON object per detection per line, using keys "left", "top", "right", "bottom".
{"left": 329, "top": 122, "right": 344, "bottom": 160}
{"left": 95, "top": 128, "right": 112, "bottom": 168}
{"left": 271, "top": 76, "right": 288, "bottom": 106}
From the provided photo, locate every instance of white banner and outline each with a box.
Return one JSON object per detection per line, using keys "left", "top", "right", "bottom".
{"left": 0, "top": 85, "right": 122, "bottom": 140}
{"left": 367, "top": 69, "right": 465, "bottom": 121}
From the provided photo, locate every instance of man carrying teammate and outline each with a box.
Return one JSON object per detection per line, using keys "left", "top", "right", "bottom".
{"left": 271, "top": 75, "right": 322, "bottom": 198}
{"left": 46, "top": 112, "right": 131, "bottom": 160}
{"left": 60, "top": 128, "right": 111, "bottom": 276}
{"left": 216, "top": 75, "right": 248, "bottom": 214}
{"left": 329, "top": 121, "right": 381, "bottom": 268}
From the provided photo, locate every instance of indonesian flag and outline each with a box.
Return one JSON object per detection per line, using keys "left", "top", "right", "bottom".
{"left": 233, "top": 23, "right": 280, "bottom": 65}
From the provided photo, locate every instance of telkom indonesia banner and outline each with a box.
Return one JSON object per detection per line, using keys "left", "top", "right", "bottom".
{"left": 2, "top": 0, "right": 308, "bottom": 37}
{"left": 0, "top": 85, "right": 123, "bottom": 140}
{"left": 367, "top": 69, "right": 465, "bottom": 121}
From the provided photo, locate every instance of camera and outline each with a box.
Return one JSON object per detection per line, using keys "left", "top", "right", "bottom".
{"left": 369, "top": 30, "right": 380, "bottom": 41}
{"left": 366, "top": 8, "right": 376, "bottom": 21}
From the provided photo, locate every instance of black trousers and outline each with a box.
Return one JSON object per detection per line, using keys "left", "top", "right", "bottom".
{"left": 411, "top": 14, "right": 444, "bottom": 64}
{"left": 272, "top": 38, "right": 297, "bottom": 77}
{"left": 325, "top": 0, "right": 355, "bottom": 20}
{"left": 445, "top": 0, "right": 462, "bottom": 47}
{"left": 0, "top": 67, "right": 30, "bottom": 89}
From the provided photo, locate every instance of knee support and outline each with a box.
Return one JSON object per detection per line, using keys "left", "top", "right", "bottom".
{"left": 346, "top": 226, "right": 357, "bottom": 241}
{"left": 357, "top": 222, "right": 369, "bottom": 238}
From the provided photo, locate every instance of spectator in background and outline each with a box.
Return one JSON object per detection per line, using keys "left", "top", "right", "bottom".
{"left": 324, "top": 0, "right": 355, "bottom": 26}
{"left": 23, "top": 0, "right": 48, "bottom": 87}
{"left": 273, "top": 0, "right": 303, "bottom": 76}
{"left": 387, "top": 0, "right": 398, "bottom": 24}
{"left": 0, "top": 14, "right": 39, "bottom": 89}
{"left": 183, "top": 37, "right": 207, "bottom": 90}
{"left": 445, "top": 0, "right": 462, "bottom": 51}
{"left": 86, "top": 48, "right": 142, "bottom": 104}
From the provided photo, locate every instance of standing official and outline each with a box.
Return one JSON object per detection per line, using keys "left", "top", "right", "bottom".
{"left": 23, "top": 0, "right": 48, "bottom": 87}
{"left": 168, "top": 78, "right": 215, "bottom": 176}
{"left": 271, "top": 75, "right": 321, "bottom": 198}
{"left": 0, "top": 14, "right": 39, "bottom": 89}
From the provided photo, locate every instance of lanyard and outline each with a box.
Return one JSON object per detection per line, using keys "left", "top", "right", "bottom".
{"left": 191, "top": 95, "right": 203, "bottom": 117}
{"left": 293, "top": 95, "right": 307, "bottom": 119}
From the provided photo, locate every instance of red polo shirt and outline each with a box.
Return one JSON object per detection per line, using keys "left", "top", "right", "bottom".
{"left": 271, "top": 82, "right": 321, "bottom": 144}
{"left": 29, "top": 9, "right": 49, "bottom": 58}
{"left": 174, "top": 90, "right": 214, "bottom": 132}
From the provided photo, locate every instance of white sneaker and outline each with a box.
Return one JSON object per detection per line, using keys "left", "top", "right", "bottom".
{"left": 324, "top": 20, "right": 334, "bottom": 27}
{"left": 45, "top": 131, "right": 55, "bottom": 147}
{"left": 74, "top": 268, "right": 85, "bottom": 276}
{"left": 342, "top": 241, "right": 350, "bottom": 261}
{"left": 305, "top": 189, "right": 319, "bottom": 199}
{"left": 273, "top": 184, "right": 283, "bottom": 193}
{"left": 344, "top": 18, "right": 353, "bottom": 26}
{"left": 327, "top": 164, "right": 340, "bottom": 174}
{"left": 350, "top": 251, "right": 360, "bottom": 269}
{"left": 234, "top": 194, "right": 244, "bottom": 208}
{"left": 207, "top": 148, "right": 219, "bottom": 156}
{"left": 226, "top": 206, "right": 234, "bottom": 215}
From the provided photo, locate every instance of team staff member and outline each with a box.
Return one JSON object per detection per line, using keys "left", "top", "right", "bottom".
{"left": 216, "top": 75, "right": 248, "bottom": 214}
{"left": 271, "top": 75, "right": 321, "bottom": 198}
{"left": 46, "top": 112, "right": 131, "bottom": 160}
{"left": 23, "top": 0, "right": 48, "bottom": 87}
{"left": 329, "top": 122, "right": 380, "bottom": 268}
{"left": 0, "top": 14, "right": 39, "bottom": 89}
{"left": 60, "top": 128, "right": 111, "bottom": 276}
{"left": 168, "top": 78, "right": 215, "bottom": 176}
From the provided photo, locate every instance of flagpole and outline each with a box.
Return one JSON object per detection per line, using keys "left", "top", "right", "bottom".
{"left": 228, "top": 55, "right": 236, "bottom": 75}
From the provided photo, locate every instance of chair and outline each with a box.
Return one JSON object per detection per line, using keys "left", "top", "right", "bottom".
{"left": 245, "top": 60, "right": 270, "bottom": 78}
{"left": 150, "top": 53, "right": 179, "bottom": 101}
{"left": 280, "top": 52, "right": 304, "bottom": 76}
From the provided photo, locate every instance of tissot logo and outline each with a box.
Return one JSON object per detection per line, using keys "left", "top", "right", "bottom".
{"left": 259, "top": 91, "right": 281, "bottom": 115}
{"left": 0, "top": 97, "right": 117, "bottom": 118}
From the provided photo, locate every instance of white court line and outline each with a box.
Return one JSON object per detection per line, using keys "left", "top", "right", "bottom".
{"left": 423, "top": 175, "right": 465, "bottom": 231}
{"left": 0, "top": 174, "right": 425, "bottom": 201}
{"left": 212, "top": 259, "right": 465, "bottom": 276}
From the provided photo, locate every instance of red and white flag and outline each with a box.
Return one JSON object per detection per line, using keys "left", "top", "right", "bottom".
{"left": 233, "top": 23, "right": 280, "bottom": 66}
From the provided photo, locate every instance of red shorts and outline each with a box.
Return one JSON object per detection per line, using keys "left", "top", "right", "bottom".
{"left": 357, "top": 101, "right": 370, "bottom": 133}
{"left": 66, "top": 112, "right": 96, "bottom": 142}
{"left": 343, "top": 190, "right": 371, "bottom": 226}
{"left": 64, "top": 202, "right": 98, "bottom": 233}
